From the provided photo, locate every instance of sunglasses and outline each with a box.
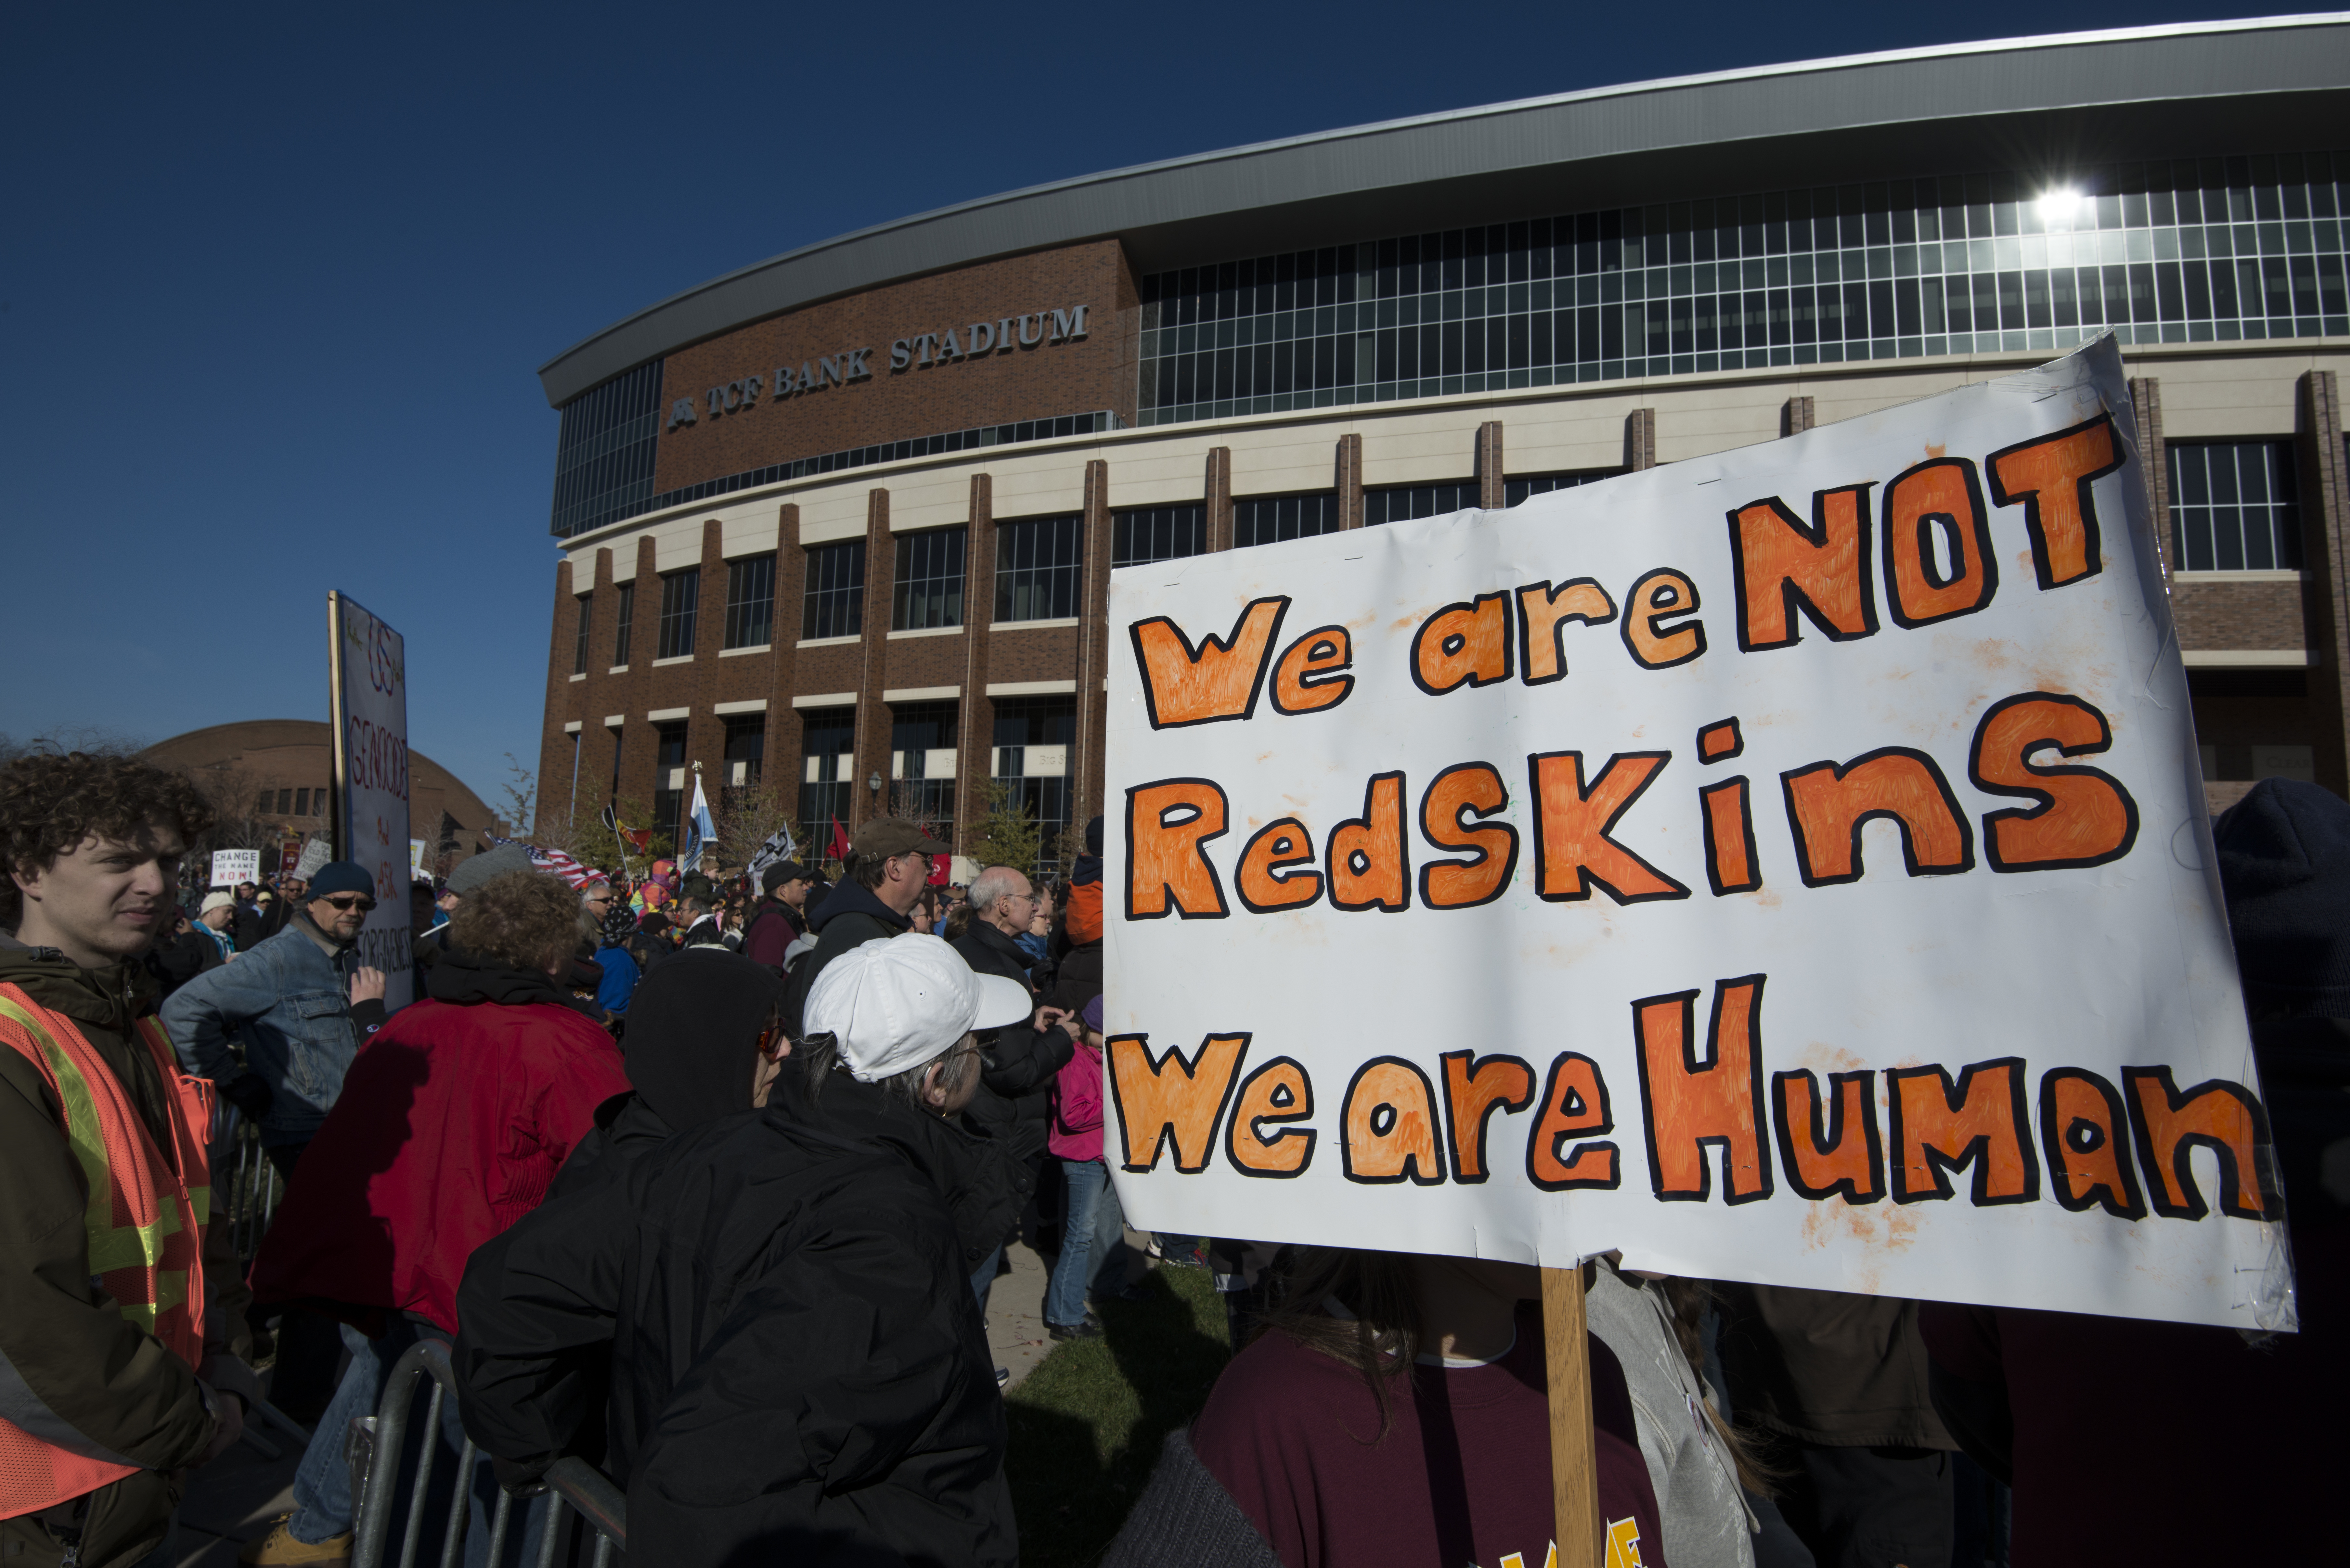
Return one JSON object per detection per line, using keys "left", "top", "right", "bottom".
{"left": 323, "top": 894, "right": 377, "bottom": 913}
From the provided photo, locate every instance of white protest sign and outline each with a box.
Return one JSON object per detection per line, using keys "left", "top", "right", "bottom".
{"left": 411, "top": 839, "right": 428, "bottom": 880}
{"left": 330, "top": 593, "right": 415, "bottom": 1011}
{"left": 209, "top": 850, "right": 260, "bottom": 889}
{"left": 1104, "top": 340, "right": 2287, "bottom": 1330}
{"left": 294, "top": 837, "right": 334, "bottom": 881}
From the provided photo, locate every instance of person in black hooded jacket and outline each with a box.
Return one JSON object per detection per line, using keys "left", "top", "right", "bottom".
{"left": 550, "top": 948, "right": 793, "bottom": 1201}
{"left": 452, "top": 932, "right": 1034, "bottom": 1567}
{"left": 781, "top": 819, "right": 948, "bottom": 1035}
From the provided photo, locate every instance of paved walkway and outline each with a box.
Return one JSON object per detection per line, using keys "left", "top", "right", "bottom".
{"left": 171, "top": 1236, "right": 1086, "bottom": 1564}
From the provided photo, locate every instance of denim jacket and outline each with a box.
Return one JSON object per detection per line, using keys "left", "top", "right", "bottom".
{"left": 160, "top": 916, "right": 358, "bottom": 1147}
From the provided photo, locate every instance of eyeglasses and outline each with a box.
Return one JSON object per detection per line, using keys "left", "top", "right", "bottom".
{"left": 323, "top": 894, "right": 376, "bottom": 913}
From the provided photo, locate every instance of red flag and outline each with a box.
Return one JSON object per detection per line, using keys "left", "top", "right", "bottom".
{"left": 829, "top": 817, "right": 851, "bottom": 862}
{"left": 927, "top": 853, "right": 951, "bottom": 887}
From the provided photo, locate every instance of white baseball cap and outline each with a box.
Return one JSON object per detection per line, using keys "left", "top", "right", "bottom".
{"left": 200, "top": 892, "right": 236, "bottom": 914}
{"left": 804, "top": 933, "right": 1033, "bottom": 1083}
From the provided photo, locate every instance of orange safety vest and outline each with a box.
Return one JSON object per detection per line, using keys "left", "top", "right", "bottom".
{"left": 0, "top": 983, "right": 213, "bottom": 1519}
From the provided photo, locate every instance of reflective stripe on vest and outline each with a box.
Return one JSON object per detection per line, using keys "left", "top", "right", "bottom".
{"left": 0, "top": 988, "right": 212, "bottom": 1518}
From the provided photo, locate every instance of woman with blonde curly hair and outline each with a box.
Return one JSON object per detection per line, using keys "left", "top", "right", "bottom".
{"left": 239, "top": 870, "right": 630, "bottom": 1566}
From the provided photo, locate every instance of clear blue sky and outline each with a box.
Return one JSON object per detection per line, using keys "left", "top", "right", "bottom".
{"left": 1, "top": 2, "right": 2273, "bottom": 812}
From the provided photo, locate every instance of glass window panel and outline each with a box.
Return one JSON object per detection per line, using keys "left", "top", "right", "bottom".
{"left": 723, "top": 554, "right": 775, "bottom": 649}
{"left": 892, "top": 529, "right": 967, "bottom": 630}
{"left": 657, "top": 568, "right": 699, "bottom": 660}
{"left": 994, "top": 515, "right": 1084, "bottom": 622}
{"left": 801, "top": 540, "right": 866, "bottom": 640}
{"left": 612, "top": 582, "right": 634, "bottom": 666}
{"left": 573, "top": 593, "right": 591, "bottom": 675}
{"left": 1112, "top": 506, "right": 1206, "bottom": 568}
{"left": 2167, "top": 441, "right": 2300, "bottom": 572}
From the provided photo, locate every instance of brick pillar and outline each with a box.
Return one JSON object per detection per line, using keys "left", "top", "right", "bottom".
{"left": 769, "top": 504, "right": 804, "bottom": 838}
{"left": 617, "top": 537, "right": 660, "bottom": 809}
{"left": 851, "top": 488, "right": 894, "bottom": 830}
{"left": 685, "top": 519, "right": 727, "bottom": 819}
{"left": 574, "top": 546, "right": 618, "bottom": 833}
{"left": 1475, "top": 421, "right": 1505, "bottom": 509}
{"left": 959, "top": 474, "right": 996, "bottom": 858}
{"left": 2296, "top": 371, "right": 2350, "bottom": 800}
{"left": 2128, "top": 377, "right": 2172, "bottom": 576}
{"left": 1781, "top": 396, "right": 1814, "bottom": 437}
{"left": 1625, "top": 408, "right": 1657, "bottom": 470}
{"left": 1336, "top": 434, "right": 1363, "bottom": 528}
{"left": 536, "top": 559, "right": 576, "bottom": 836}
{"left": 1072, "top": 459, "right": 1113, "bottom": 831}
{"left": 1205, "top": 447, "right": 1233, "bottom": 552}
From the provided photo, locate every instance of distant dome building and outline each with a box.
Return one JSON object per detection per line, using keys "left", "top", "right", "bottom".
{"left": 141, "top": 720, "right": 501, "bottom": 878}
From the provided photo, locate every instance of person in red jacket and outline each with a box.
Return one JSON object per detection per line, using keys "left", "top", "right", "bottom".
{"left": 239, "top": 869, "right": 630, "bottom": 1567}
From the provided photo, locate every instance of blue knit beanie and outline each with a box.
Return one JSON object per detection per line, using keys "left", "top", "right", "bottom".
{"left": 306, "top": 861, "right": 374, "bottom": 900}
{"left": 2213, "top": 778, "right": 2350, "bottom": 1015}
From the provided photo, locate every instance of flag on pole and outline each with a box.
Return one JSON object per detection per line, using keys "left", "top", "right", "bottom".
{"left": 828, "top": 817, "right": 851, "bottom": 863}
{"left": 682, "top": 771, "right": 717, "bottom": 872}
{"left": 746, "top": 825, "right": 798, "bottom": 883}
{"left": 919, "top": 824, "right": 951, "bottom": 885}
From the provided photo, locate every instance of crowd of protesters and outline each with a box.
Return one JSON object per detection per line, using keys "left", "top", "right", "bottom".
{"left": 1, "top": 747, "right": 2339, "bottom": 1567}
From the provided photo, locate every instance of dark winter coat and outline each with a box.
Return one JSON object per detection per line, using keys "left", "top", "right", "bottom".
{"left": 952, "top": 920, "right": 1074, "bottom": 1164}
{"left": 781, "top": 878, "right": 911, "bottom": 1036}
{"left": 451, "top": 1068, "right": 1016, "bottom": 1567}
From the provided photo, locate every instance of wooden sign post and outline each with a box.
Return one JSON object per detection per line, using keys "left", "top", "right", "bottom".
{"left": 1543, "top": 1264, "right": 1602, "bottom": 1568}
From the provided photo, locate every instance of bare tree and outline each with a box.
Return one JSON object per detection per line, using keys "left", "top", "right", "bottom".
{"left": 715, "top": 774, "right": 798, "bottom": 872}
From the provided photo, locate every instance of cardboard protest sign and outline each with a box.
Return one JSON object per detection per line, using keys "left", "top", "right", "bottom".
{"left": 1103, "top": 340, "right": 2289, "bottom": 1330}
{"left": 329, "top": 592, "right": 416, "bottom": 1011}
{"left": 209, "top": 850, "right": 260, "bottom": 889}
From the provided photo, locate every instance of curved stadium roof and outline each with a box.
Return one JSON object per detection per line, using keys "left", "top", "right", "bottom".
{"left": 538, "top": 14, "right": 2350, "bottom": 406}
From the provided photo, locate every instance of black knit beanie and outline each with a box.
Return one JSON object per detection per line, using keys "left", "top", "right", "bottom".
{"left": 2213, "top": 778, "right": 2350, "bottom": 1016}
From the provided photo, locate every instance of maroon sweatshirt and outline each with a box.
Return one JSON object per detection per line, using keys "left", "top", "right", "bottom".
{"left": 1192, "top": 1305, "right": 1667, "bottom": 1568}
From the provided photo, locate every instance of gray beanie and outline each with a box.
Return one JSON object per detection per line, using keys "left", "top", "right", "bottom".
{"left": 447, "top": 843, "right": 536, "bottom": 895}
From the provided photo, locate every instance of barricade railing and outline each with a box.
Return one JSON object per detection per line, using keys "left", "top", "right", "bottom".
{"left": 209, "top": 1103, "right": 283, "bottom": 1264}
{"left": 349, "top": 1338, "right": 626, "bottom": 1568}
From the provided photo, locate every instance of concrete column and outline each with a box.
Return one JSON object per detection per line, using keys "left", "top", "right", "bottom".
{"left": 1781, "top": 396, "right": 1814, "bottom": 437}
{"left": 1072, "top": 459, "right": 1113, "bottom": 830}
{"left": 1205, "top": 447, "right": 1233, "bottom": 552}
{"left": 851, "top": 489, "right": 894, "bottom": 830}
{"left": 2128, "top": 377, "right": 2172, "bottom": 576}
{"left": 1625, "top": 408, "right": 1657, "bottom": 470}
{"left": 768, "top": 504, "right": 804, "bottom": 830}
{"left": 2296, "top": 370, "right": 2350, "bottom": 799}
{"left": 1475, "top": 421, "right": 1505, "bottom": 509}
{"left": 1336, "top": 434, "right": 1363, "bottom": 528}
{"left": 959, "top": 474, "right": 997, "bottom": 857}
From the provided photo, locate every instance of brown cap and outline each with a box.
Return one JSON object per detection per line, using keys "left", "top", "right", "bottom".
{"left": 852, "top": 819, "right": 951, "bottom": 859}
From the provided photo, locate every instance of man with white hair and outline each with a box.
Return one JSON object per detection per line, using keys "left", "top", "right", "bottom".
{"left": 454, "top": 934, "right": 1028, "bottom": 1566}
{"left": 950, "top": 864, "right": 1078, "bottom": 1312}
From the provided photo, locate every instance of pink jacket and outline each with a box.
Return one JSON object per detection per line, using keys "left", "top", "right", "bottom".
{"left": 1048, "top": 1037, "right": 1106, "bottom": 1163}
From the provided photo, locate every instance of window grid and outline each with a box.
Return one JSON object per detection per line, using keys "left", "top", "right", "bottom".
{"left": 612, "top": 581, "right": 635, "bottom": 667}
{"left": 722, "top": 714, "right": 766, "bottom": 787}
{"left": 802, "top": 540, "right": 866, "bottom": 640}
{"left": 995, "top": 515, "right": 1084, "bottom": 622}
{"left": 890, "top": 700, "right": 960, "bottom": 848}
{"left": 657, "top": 569, "right": 700, "bottom": 659}
{"left": 1364, "top": 482, "right": 1480, "bottom": 526}
{"left": 992, "top": 696, "right": 1078, "bottom": 868}
{"left": 893, "top": 530, "right": 967, "bottom": 630}
{"left": 1233, "top": 492, "right": 1345, "bottom": 549}
{"left": 573, "top": 594, "right": 591, "bottom": 674}
{"left": 1112, "top": 506, "right": 1207, "bottom": 569}
{"left": 798, "top": 708, "right": 856, "bottom": 840}
{"left": 724, "top": 554, "right": 776, "bottom": 649}
{"left": 553, "top": 408, "right": 1123, "bottom": 541}
{"left": 1506, "top": 471, "right": 1613, "bottom": 507}
{"left": 2168, "top": 441, "right": 2303, "bottom": 572}
{"left": 1136, "top": 153, "right": 2350, "bottom": 429}
{"left": 549, "top": 360, "right": 664, "bottom": 539}
{"left": 652, "top": 721, "right": 689, "bottom": 847}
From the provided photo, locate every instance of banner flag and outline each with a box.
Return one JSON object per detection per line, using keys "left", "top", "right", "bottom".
{"left": 1103, "top": 340, "right": 2289, "bottom": 1331}
{"left": 747, "top": 826, "right": 799, "bottom": 881}
{"left": 683, "top": 772, "right": 716, "bottom": 872}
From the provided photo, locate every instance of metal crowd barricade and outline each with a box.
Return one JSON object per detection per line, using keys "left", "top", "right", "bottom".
{"left": 349, "top": 1338, "right": 626, "bottom": 1568}
{"left": 211, "top": 1108, "right": 284, "bottom": 1264}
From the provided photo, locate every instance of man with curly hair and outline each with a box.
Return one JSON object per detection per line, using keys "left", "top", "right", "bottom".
{"left": 0, "top": 752, "right": 260, "bottom": 1568}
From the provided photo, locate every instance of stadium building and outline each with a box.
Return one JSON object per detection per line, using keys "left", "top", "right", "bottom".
{"left": 533, "top": 16, "right": 2350, "bottom": 861}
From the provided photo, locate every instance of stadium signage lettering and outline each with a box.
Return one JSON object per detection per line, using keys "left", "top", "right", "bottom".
{"left": 666, "top": 303, "right": 1091, "bottom": 431}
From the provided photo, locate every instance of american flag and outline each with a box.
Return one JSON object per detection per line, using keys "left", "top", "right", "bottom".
{"left": 484, "top": 835, "right": 598, "bottom": 889}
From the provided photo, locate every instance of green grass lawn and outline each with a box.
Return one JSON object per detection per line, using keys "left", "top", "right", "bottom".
{"left": 1004, "top": 1263, "right": 1234, "bottom": 1567}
